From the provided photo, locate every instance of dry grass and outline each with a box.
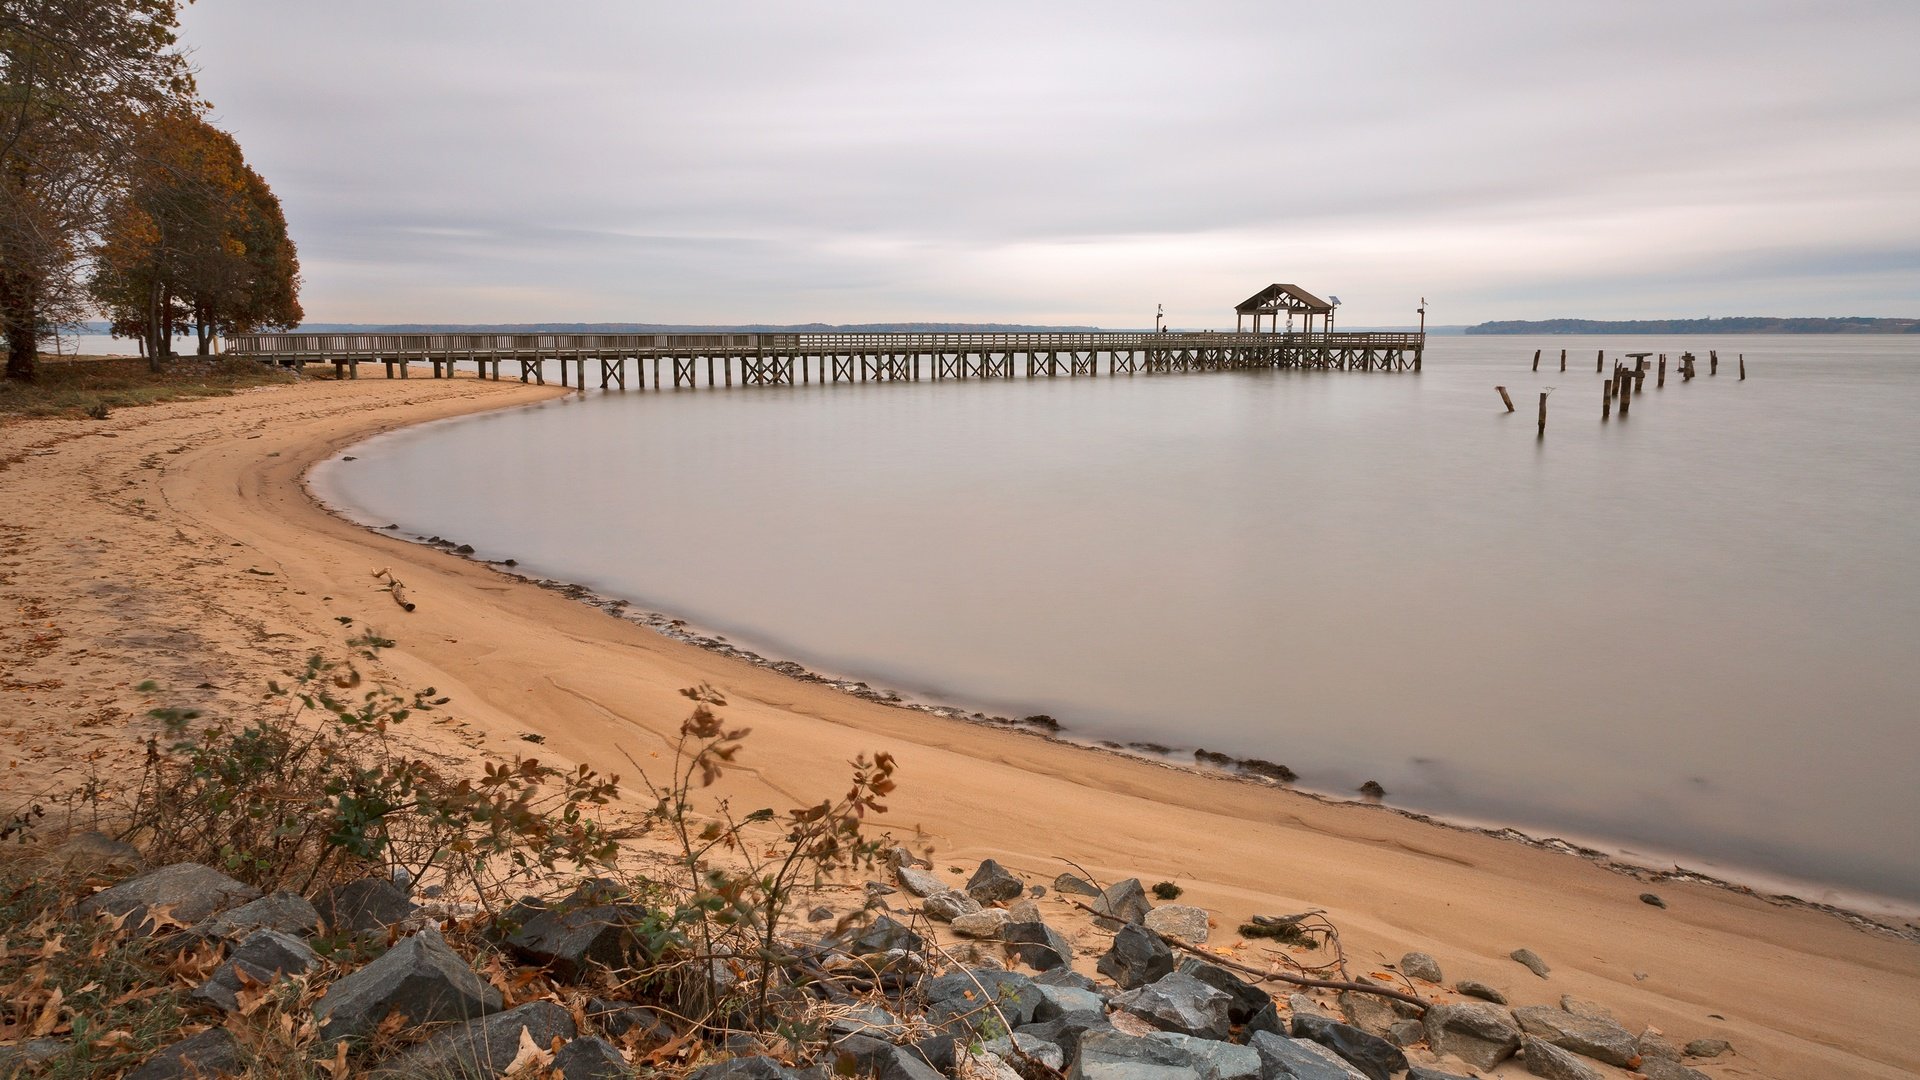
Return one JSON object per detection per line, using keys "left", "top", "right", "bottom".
{"left": 0, "top": 354, "right": 296, "bottom": 422}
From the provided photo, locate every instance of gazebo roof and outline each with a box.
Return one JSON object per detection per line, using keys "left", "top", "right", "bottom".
{"left": 1234, "top": 284, "right": 1333, "bottom": 315}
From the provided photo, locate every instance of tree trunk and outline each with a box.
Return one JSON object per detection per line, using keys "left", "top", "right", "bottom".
{"left": 195, "top": 308, "right": 212, "bottom": 355}
{"left": 145, "top": 277, "right": 167, "bottom": 373}
{"left": 0, "top": 267, "right": 38, "bottom": 382}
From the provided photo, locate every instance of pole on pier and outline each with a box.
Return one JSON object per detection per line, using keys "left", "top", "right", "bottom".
{"left": 706, "top": 356, "right": 714, "bottom": 387}
{"left": 1532, "top": 349, "right": 1541, "bottom": 371}
{"left": 1602, "top": 379, "right": 1612, "bottom": 420}
{"left": 652, "top": 356, "right": 660, "bottom": 390}
{"left": 1658, "top": 354, "right": 1666, "bottom": 388}
{"left": 1739, "top": 353, "right": 1746, "bottom": 380}
{"left": 725, "top": 357, "right": 732, "bottom": 387}
{"left": 1618, "top": 371, "right": 1631, "bottom": 417}
{"left": 1497, "top": 386, "right": 1515, "bottom": 412}
{"left": 1538, "top": 392, "right": 1548, "bottom": 436}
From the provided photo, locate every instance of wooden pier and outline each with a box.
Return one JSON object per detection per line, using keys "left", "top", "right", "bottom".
{"left": 225, "top": 328, "right": 1425, "bottom": 389}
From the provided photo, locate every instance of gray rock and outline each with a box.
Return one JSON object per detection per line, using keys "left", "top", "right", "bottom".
{"left": 924, "top": 890, "right": 984, "bottom": 922}
{"left": 0, "top": 1038, "right": 67, "bottom": 1074}
{"left": 203, "top": 891, "right": 322, "bottom": 940}
{"left": 1144, "top": 905, "right": 1209, "bottom": 944}
{"left": 1640, "top": 892, "right": 1667, "bottom": 908}
{"left": 1406, "top": 1069, "right": 1474, "bottom": 1080}
{"left": 828, "top": 1003, "right": 906, "bottom": 1040}
{"left": 1003, "top": 920, "right": 1075, "bottom": 972}
{"left": 1636, "top": 1028, "right": 1680, "bottom": 1060}
{"left": 1093, "top": 879, "right": 1152, "bottom": 926}
{"left": 1069, "top": 1028, "right": 1203, "bottom": 1080}
{"left": 1244, "top": 1001, "right": 1286, "bottom": 1040}
{"left": 692, "top": 1055, "right": 803, "bottom": 1080}
{"left": 1112, "top": 972, "right": 1233, "bottom": 1041}
{"left": 315, "top": 876, "right": 416, "bottom": 933}
{"left": 54, "top": 830, "right": 143, "bottom": 873}
{"left": 1514, "top": 1005, "right": 1637, "bottom": 1067}
{"left": 847, "top": 915, "right": 925, "bottom": 955}
{"left": 1054, "top": 873, "right": 1102, "bottom": 897}
{"left": 505, "top": 901, "right": 647, "bottom": 980}
{"left": 1145, "top": 1032, "right": 1261, "bottom": 1080}
{"left": 897, "top": 865, "right": 945, "bottom": 897}
{"left": 1398, "top": 952, "right": 1442, "bottom": 984}
{"left": 1421, "top": 1002, "right": 1520, "bottom": 1071}
{"left": 835, "top": 1033, "right": 946, "bottom": 1080}
{"left": 951, "top": 909, "right": 1011, "bottom": 939}
{"left": 553, "top": 1036, "right": 630, "bottom": 1080}
{"left": 1037, "top": 967, "right": 1102, "bottom": 992}
{"left": 379, "top": 1001, "right": 575, "bottom": 1077}
{"left": 1246, "top": 1031, "right": 1368, "bottom": 1080}
{"left": 1454, "top": 980, "right": 1506, "bottom": 1004}
{"left": 1007, "top": 899, "right": 1043, "bottom": 924}
{"left": 1019, "top": 1012, "right": 1114, "bottom": 1061}
{"left": 1176, "top": 958, "right": 1270, "bottom": 1025}
{"left": 1557, "top": 995, "right": 1613, "bottom": 1021}
{"left": 313, "top": 928, "right": 503, "bottom": 1041}
{"left": 1638, "top": 1058, "right": 1709, "bottom": 1080}
{"left": 969, "top": 859, "right": 1025, "bottom": 904}
{"left": 587, "top": 998, "right": 676, "bottom": 1044}
{"left": 1098, "top": 924, "right": 1174, "bottom": 990}
{"left": 126, "top": 1028, "right": 244, "bottom": 1080}
{"left": 191, "top": 928, "right": 320, "bottom": 1012}
{"left": 1335, "top": 985, "right": 1397, "bottom": 1036}
{"left": 1384, "top": 1020, "right": 1424, "bottom": 1048}
{"left": 925, "top": 968, "right": 1044, "bottom": 1031}
{"left": 1684, "top": 1038, "right": 1732, "bottom": 1058}
{"left": 904, "top": 1034, "right": 963, "bottom": 1074}
{"left": 1509, "top": 947, "right": 1551, "bottom": 978}
{"left": 1036, "top": 982, "right": 1108, "bottom": 1021}
{"left": 1290, "top": 1012, "right": 1406, "bottom": 1080}
{"left": 1520, "top": 1035, "right": 1600, "bottom": 1080}
{"left": 983, "top": 1033, "right": 1067, "bottom": 1071}
{"left": 78, "top": 863, "right": 260, "bottom": 931}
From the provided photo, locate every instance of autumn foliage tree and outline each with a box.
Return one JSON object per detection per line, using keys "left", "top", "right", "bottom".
{"left": 91, "top": 110, "right": 302, "bottom": 366}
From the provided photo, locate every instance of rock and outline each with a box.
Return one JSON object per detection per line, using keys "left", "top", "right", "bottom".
{"left": 906, "top": 1034, "right": 963, "bottom": 1074}
{"left": 1144, "top": 905, "right": 1209, "bottom": 944}
{"left": 1455, "top": 980, "right": 1506, "bottom": 1005}
{"left": 1636, "top": 1029, "right": 1681, "bottom": 1061}
{"left": 1684, "top": 1038, "right": 1732, "bottom": 1058}
{"left": 983, "top": 1033, "right": 1067, "bottom": 1071}
{"left": 1146, "top": 1032, "right": 1261, "bottom": 1080}
{"left": 1244, "top": 1001, "right": 1286, "bottom": 1039}
{"left": 960, "top": 1051, "right": 1028, "bottom": 1080}
{"left": 1018, "top": 1012, "right": 1114, "bottom": 1061}
{"left": 889, "top": 845, "right": 933, "bottom": 870}
{"left": 1054, "top": 873, "right": 1102, "bottom": 897}
{"left": 847, "top": 915, "right": 925, "bottom": 955}
{"left": 692, "top": 1055, "right": 802, "bottom": 1080}
{"left": 505, "top": 899, "right": 648, "bottom": 980}
{"left": 1037, "top": 967, "right": 1102, "bottom": 992}
{"left": 203, "top": 891, "right": 322, "bottom": 940}
{"left": 314, "top": 876, "right": 416, "bottom": 933}
{"left": 1520, "top": 1035, "right": 1600, "bottom": 1080}
{"left": 951, "top": 909, "right": 1011, "bottom": 939}
{"left": 587, "top": 998, "right": 677, "bottom": 1044}
{"left": 1514, "top": 1005, "right": 1637, "bottom": 1067}
{"left": 1385, "top": 1020, "right": 1424, "bottom": 1048}
{"left": 969, "top": 859, "right": 1025, "bottom": 904}
{"left": 553, "top": 1036, "right": 630, "bottom": 1080}
{"left": 1638, "top": 1058, "right": 1709, "bottom": 1080}
{"left": 1335, "top": 984, "right": 1397, "bottom": 1036}
{"left": 1176, "top": 958, "right": 1270, "bottom": 1025}
{"left": 1640, "top": 892, "right": 1667, "bottom": 908}
{"left": 1008, "top": 899, "right": 1043, "bottom": 923}
{"left": 1289, "top": 1012, "right": 1407, "bottom": 1080}
{"left": 378, "top": 1000, "right": 575, "bottom": 1077}
{"left": 924, "top": 890, "right": 983, "bottom": 922}
{"left": 1069, "top": 1028, "right": 1204, "bottom": 1080}
{"left": 1003, "top": 920, "right": 1075, "bottom": 971}
{"left": 55, "top": 831, "right": 144, "bottom": 873}
{"left": 191, "top": 928, "right": 320, "bottom": 1012}
{"left": 126, "top": 1028, "right": 243, "bottom": 1080}
{"left": 828, "top": 1003, "right": 906, "bottom": 1040}
{"left": 1246, "top": 1030, "right": 1368, "bottom": 1080}
{"left": 1509, "top": 948, "right": 1551, "bottom": 978}
{"left": 313, "top": 928, "right": 503, "bottom": 1041}
{"left": 1420, "top": 1002, "right": 1521, "bottom": 1071}
{"left": 0, "top": 1038, "right": 67, "bottom": 1074}
{"left": 898, "top": 865, "right": 945, "bottom": 897}
{"left": 1036, "top": 982, "right": 1109, "bottom": 1022}
{"left": 78, "top": 863, "right": 260, "bottom": 931}
{"left": 1396, "top": 952, "right": 1442, "bottom": 984}
{"left": 1098, "top": 924, "right": 1174, "bottom": 990}
{"left": 1406, "top": 1069, "right": 1474, "bottom": 1080}
{"left": 1557, "top": 995, "right": 1613, "bottom": 1021}
{"left": 835, "top": 1033, "right": 946, "bottom": 1080}
{"left": 924, "top": 968, "right": 1044, "bottom": 1031}
{"left": 1112, "top": 972, "right": 1233, "bottom": 1041}
{"left": 1093, "top": 879, "right": 1152, "bottom": 926}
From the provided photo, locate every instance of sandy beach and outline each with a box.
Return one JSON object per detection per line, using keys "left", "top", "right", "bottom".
{"left": 3, "top": 376, "right": 1917, "bottom": 1079}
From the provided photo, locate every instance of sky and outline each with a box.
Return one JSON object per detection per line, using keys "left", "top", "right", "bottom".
{"left": 178, "top": 2, "right": 1920, "bottom": 329}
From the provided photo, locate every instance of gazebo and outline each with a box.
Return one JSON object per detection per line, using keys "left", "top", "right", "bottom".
{"left": 1234, "top": 284, "right": 1336, "bottom": 334}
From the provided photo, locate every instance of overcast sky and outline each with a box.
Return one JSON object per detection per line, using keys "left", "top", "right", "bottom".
{"left": 179, "top": 2, "right": 1920, "bottom": 328}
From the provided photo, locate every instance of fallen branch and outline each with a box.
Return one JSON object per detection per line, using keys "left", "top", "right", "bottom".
{"left": 373, "top": 567, "right": 415, "bottom": 612}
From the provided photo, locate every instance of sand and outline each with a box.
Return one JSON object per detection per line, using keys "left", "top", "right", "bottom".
{"left": 3, "top": 376, "right": 1917, "bottom": 1079}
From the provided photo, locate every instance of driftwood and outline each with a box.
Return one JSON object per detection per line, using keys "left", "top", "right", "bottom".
{"left": 373, "top": 567, "right": 416, "bottom": 612}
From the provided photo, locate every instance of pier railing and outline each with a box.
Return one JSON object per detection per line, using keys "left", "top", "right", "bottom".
{"left": 226, "top": 330, "right": 1424, "bottom": 358}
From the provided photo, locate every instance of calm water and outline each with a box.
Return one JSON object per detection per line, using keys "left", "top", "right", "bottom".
{"left": 316, "top": 335, "right": 1920, "bottom": 911}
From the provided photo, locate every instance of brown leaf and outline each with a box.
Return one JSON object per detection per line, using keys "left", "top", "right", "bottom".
{"left": 31, "top": 986, "right": 63, "bottom": 1037}
{"left": 501, "top": 1025, "right": 552, "bottom": 1075}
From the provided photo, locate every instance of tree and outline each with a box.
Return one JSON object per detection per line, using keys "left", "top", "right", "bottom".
{"left": 91, "top": 111, "right": 301, "bottom": 366}
{"left": 0, "top": 0, "right": 194, "bottom": 381}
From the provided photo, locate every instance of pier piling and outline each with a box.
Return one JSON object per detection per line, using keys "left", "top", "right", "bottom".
{"left": 1497, "top": 386, "right": 1515, "bottom": 412}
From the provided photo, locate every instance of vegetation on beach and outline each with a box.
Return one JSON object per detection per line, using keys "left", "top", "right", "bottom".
{"left": 0, "top": 353, "right": 292, "bottom": 421}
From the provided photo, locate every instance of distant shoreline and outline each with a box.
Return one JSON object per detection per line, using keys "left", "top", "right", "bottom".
{"left": 1467, "top": 316, "right": 1919, "bottom": 334}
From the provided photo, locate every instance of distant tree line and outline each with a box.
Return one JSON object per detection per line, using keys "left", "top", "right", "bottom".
{"left": 1, "top": 0, "right": 301, "bottom": 381}
{"left": 1466, "top": 317, "right": 1920, "bottom": 335}
{"left": 285, "top": 322, "right": 1109, "bottom": 334}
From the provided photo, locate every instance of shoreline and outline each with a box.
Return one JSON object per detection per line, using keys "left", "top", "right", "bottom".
{"left": 5, "top": 376, "right": 1919, "bottom": 1078}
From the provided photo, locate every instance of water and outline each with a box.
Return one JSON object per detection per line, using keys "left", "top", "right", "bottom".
{"left": 314, "top": 335, "right": 1920, "bottom": 912}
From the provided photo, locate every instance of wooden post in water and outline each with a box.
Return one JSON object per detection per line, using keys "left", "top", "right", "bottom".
{"left": 1602, "top": 379, "right": 1612, "bottom": 420}
{"left": 1710, "top": 350, "right": 1719, "bottom": 376}
{"left": 1538, "top": 392, "right": 1548, "bottom": 435}
{"left": 1497, "top": 386, "right": 1515, "bottom": 411}
{"left": 1658, "top": 354, "right": 1667, "bottom": 387}
{"left": 1560, "top": 348, "right": 1567, "bottom": 372}
{"left": 724, "top": 357, "right": 732, "bottom": 387}
{"left": 1532, "top": 349, "right": 1540, "bottom": 371}
{"left": 1597, "top": 349, "right": 1604, "bottom": 373}
{"left": 1635, "top": 363, "right": 1646, "bottom": 392}
{"left": 1739, "top": 353, "right": 1746, "bottom": 380}
{"left": 1617, "top": 371, "right": 1631, "bottom": 416}
{"left": 652, "top": 356, "right": 660, "bottom": 389}
{"left": 706, "top": 356, "right": 715, "bottom": 387}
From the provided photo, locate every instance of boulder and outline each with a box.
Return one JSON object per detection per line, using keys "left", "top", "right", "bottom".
{"left": 1098, "top": 924, "right": 1174, "bottom": 990}
{"left": 1036, "top": 981, "right": 1108, "bottom": 1021}
{"left": 1246, "top": 1031, "right": 1368, "bottom": 1080}
{"left": 968, "top": 860, "right": 1025, "bottom": 904}
{"left": 1112, "top": 972, "right": 1233, "bottom": 1041}
{"left": 907, "top": 1034, "right": 963, "bottom": 1074}
{"left": 0, "top": 1039, "right": 67, "bottom": 1075}
{"left": 1054, "top": 873, "right": 1102, "bottom": 897}
{"left": 827, "top": 1003, "right": 906, "bottom": 1040}
{"left": 1509, "top": 948, "right": 1551, "bottom": 978}
{"left": 1176, "top": 958, "right": 1270, "bottom": 1025}
{"left": 553, "top": 1036, "right": 631, "bottom": 1080}
{"left": 1406, "top": 1069, "right": 1474, "bottom": 1080}
{"left": 1519, "top": 1035, "right": 1601, "bottom": 1080}
{"left": 1289, "top": 1012, "right": 1407, "bottom": 1080}
{"left": 1145, "top": 1032, "right": 1261, "bottom": 1080}
{"left": 1558, "top": 995, "right": 1614, "bottom": 1022}
{"left": 586, "top": 998, "right": 676, "bottom": 1045}
{"left": 950, "top": 909, "right": 1011, "bottom": 939}
{"left": 692, "top": 1056, "right": 804, "bottom": 1080}
{"left": 1454, "top": 980, "right": 1506, "bottom": 1004}
{"left": 78, "top": 863, "right": 259, "bottom": 931}
{"left": 1384, "top": 1020, "right": 1423, "bottom": 1048}
{"left": 983, "top": 1033, "right": 1067, "bottom": 1071}
{"left": 959, "top": 1051, "right": 1026, "bottom": 1080}
{"left": 924, "top": 968, "right": 1043, "bottom": 1031}
{"left": 314, "top": 876, "right": 416, "bottom": 933}
{"left": 924, "top": 890, "right": 983, "bottom": 922}
{"left": 1398, "top": 952, "right": 1442, "bottom": 984}
{"left": 1684, "top": 1038, "right": 1732, "bottom": 1058}
{"left": 1638, "top": 1058, "right": 1708, "bottom": 1080}
{"left": 846, "top": 915, "right": 925, "bottom": 956}
{"left": 1003, "top": 920, "right": 1075, "bottom": 971}
{"left": 505, "top": 900, "right": 648, "bottom": 980}
{"left": 835, "top": 1033, "right": 946, "bottom": 1080}
{"left": 203, "top": 891, "right": 322, "bottom": 940}
{"left": 1092, "top": 879, "right": 1152, "bottom": 926}
{"left": 378, "top": 1001, "right": 575, "bottom": 1077}
{"left": 1037, "top": 967, "right": 1102, "bottom": 992}
{"left": 1420, "top": 1002, "right": 1520, "bottom": 1071}
{"left": 1513, "top": 1004, "right": 1637, "bottom": 1067}
{"left": 897, "top": 865, "right": 945, "bottom": 897}
{"left": 1019, "top": 1012, "right": 1114, "bottom": 1061}
{"left": 1068, "top": 1028, "right": 1203, "bottom": 1080}
{"left": 126, "top": 1028, "right": 243, "bottom": 1080}
{"left": 1007, "top": 899, "right": 1043, "bottom": 923}
{"left": 191, "top": 928, "right": 320, "bottom": 1012}
{"left": 1144, "top": 906, "right": 1209, "bottom": 944}
{"left": 313, "top": 928, "right": 503, "bottom": 1041}
{"left": 1637, "top": 1028, "right": 1681, "bottom": 1061}
{"left": 1335, "top": 984, "right": 1397, "bottom": 1036}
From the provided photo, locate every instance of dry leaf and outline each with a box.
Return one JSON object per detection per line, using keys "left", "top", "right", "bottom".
{"left": 32, "top": 986, "right": 64, "bottom": 1037}
{"left": 502, "top": 1026, "right": 553, "bottom": 1075}
{"left": 320, "top": 1039, "right": 350, "bottom": 1079}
